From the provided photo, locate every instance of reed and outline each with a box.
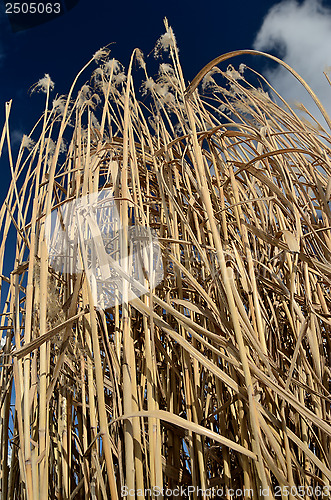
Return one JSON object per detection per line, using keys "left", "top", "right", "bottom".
{"left": 0, "top": 20, "right": 330, "bottom": 499}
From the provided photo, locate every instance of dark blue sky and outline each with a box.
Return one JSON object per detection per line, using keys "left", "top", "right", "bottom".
{"left": 0, "top": 0, "right": 280, "bottom": 116}
{"left": 1, "top": 0, "right": 278, "bottom": 87}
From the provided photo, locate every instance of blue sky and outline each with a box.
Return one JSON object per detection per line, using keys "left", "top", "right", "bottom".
{"left": 1, "top": 0, "right": 331, "bottom": 200}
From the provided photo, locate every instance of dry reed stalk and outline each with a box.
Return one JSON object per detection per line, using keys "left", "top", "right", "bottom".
{"left": 0, "top": 20, "right": 330, "bottom": 500}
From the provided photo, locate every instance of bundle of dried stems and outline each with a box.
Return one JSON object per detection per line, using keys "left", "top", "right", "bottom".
{"left": 0, "top": 20, "right": 330, "bottom": 500}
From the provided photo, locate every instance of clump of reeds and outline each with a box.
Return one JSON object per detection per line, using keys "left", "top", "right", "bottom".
{"left": 0, "top": 19, "right": 330, "bottom": 500}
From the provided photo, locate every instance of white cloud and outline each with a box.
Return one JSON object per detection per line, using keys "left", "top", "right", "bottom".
{"left": 253, "top": 0, "right": 331, "bottom": 124}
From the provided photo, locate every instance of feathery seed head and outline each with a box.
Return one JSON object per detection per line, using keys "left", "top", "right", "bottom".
{"left": 93, "top": 47, "right": 110, "bottom": 62}
{"left": 135, "top": 49, "right": 145, "bottom": 69}
{"left": 104, "top": 58, "right": 122, "bottom": 75}
{"left": 154, "top": 26, "right": 177, "bottom": 58}
{"left": 52, "top": 95, "right": 66, "bottom": 116}
{"left": 226, "top": 65, "right": 242, "bottom": 81}
{"left": 31, "top": 73, "right": 55, "bottom": 94}
{"left": 22, "top": 135, "right": 35, "bottom": 150}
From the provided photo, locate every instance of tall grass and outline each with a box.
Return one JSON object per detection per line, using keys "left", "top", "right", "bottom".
{"left": 0, "top": 21, "right": 330, "bottom": 499}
